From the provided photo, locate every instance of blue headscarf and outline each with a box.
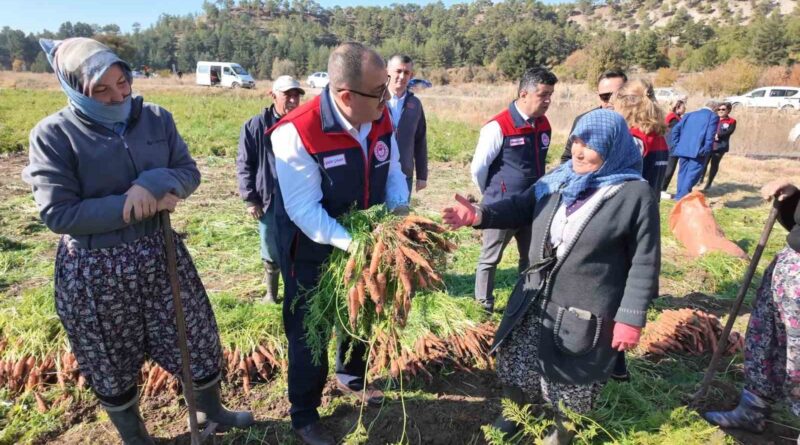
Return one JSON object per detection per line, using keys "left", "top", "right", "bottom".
{"left": 40, "top": 38, "right": 133, "bottom": 132}
{"left": 534, "top": 109, "right": 643, "bottom": 206}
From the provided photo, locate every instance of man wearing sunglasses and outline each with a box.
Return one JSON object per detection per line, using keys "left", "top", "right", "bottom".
{"left": 269, "top": 42, "right": 408, "bottom": 445}
{"left": 560, "top": 69, "right": 627, "bottom": 163}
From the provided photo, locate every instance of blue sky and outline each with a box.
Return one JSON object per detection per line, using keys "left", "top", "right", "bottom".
{"left": 2, "top": 0, "right": 562, "bottom": 34}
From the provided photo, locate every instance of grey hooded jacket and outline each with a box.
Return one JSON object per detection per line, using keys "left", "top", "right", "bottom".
{"left": 23, "top": 97, "right": 201, "bottom": 249}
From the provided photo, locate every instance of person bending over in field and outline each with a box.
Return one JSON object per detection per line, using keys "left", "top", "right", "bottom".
{"left": 669, "top": 99, "right": 720, "bottom": 200}
{"left": 443, "top": 109, "right": 661, "bottom": 444}
{"left": 22, "top": 38, "right": 253, "bottom": 444}
{"left": 704, "top": 179, "right": 800, "bottom": 443}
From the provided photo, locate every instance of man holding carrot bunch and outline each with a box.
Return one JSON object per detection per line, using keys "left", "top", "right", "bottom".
{"left": 270, "top": 42, "right": 409, "bottom": 445}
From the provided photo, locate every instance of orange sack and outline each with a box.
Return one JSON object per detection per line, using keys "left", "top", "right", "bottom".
{"left": 668, "top": 191, "right": 747, "bottom": 259}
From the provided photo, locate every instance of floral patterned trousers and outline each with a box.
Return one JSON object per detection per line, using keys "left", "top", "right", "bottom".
{"left": 744, "top": 246, "right": 800, "bottom": 416}
{"left": 54, "top": 231, "right": 222, "bottom": 398}
{"left": 496, "top": 305, "right": 603, "bottom": 415}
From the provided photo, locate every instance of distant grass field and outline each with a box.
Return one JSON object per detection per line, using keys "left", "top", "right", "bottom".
{"left": 0, "top": 89, "right": 478, "bottom": 160}
{"left": 0, "top": 86, "right": 799, "bottom": 444}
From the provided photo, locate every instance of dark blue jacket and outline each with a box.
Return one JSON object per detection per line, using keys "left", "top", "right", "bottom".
{"left": 715, "top": 117, "right": 737, "bottom": 153}
{"left": 268, "top": 90, "right": 394, "bottom": 267}
{"left": 483, "top": 103, "right": 551, "bottom": 205}
{"left": 670, "top": 108, "right": 719, "bottom": 159}
{"left": 236, "top": 105, "right": 280, "bottom": 211}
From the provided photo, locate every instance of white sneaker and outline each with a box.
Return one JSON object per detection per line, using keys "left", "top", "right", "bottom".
{"left": 660, "top": 191, "right": 672, "bottom": 200}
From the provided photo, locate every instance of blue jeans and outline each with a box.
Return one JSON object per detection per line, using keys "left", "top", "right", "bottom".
{"left": 258, "top": 206, "right": 280, "bottom": 264}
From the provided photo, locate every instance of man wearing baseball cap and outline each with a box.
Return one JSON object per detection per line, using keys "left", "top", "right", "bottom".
{"left": 236, "top": 75, "right": 305, "bottom": 303}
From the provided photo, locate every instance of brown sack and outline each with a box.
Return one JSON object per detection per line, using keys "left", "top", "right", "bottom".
{"left": 668, "top": 191, "right": 747, "bottom": 258}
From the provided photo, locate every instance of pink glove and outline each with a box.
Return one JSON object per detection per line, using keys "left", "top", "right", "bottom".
{"left": 612, "top": 322, "right": 642, "bottom": 351}
{"left": 442, "top": 194, "right": 478, "bottom": 229}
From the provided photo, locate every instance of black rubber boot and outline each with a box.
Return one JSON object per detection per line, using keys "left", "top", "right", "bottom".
{"left": 543, "top": 413, "right": 576, "bottom": 445}
{"left": 193, "top": 377, "right": 255, "bottom": 430}
{"left": 492, "top": 385, "right": 527, "bottom": 437}
{"left": 294, "top": 422, "right": 336, "bottom": 445}
{"left": 703, "top": 388, "right": 771, "bottom": 433}
{"left": 102, "top": 394, "right": 155, "bottom": 445}
{"left": 261, "top": 260, "right": 279, "bottom": 304}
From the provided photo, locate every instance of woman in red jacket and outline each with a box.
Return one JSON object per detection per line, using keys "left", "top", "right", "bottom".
{"left": 614, "top": 78, "right": 669, "bottom": 198}
{"left": 660, "top": 98, "right": 686, "bottom": 197}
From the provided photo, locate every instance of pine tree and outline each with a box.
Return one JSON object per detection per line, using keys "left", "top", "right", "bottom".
{"left": 749, "top": 14, "right": 788, "bottom": 65}
{"left": 634, "top": 31, "right": 667, "bottom": 70}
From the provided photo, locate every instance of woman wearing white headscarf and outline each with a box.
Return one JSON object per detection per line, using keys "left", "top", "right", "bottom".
{"left": 22, "top": 38, "right": 253, "bottom": 444}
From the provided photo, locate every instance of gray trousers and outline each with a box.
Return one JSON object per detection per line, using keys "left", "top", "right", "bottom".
{"left": 475, "top": 227, "right": 532, "bottom": 308}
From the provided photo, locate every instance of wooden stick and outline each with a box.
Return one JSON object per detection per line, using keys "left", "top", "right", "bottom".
{"left": 161, "top": 211, "right": 202, "bottom": 445}
{"left": 692, "top": 199, "right": 780, "bottom": 404}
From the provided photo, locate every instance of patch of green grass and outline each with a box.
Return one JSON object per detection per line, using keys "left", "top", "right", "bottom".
{"left": 0, "top": 388, "right": 67, "bottom": 445}
{"left": 0, "top": 286, "right": 65, "bottom": 360}
{"left": 0, "top": 89, "right": 66, "bottom": 154}
{"left": 426, "top": 116, "right": 480, "bottom": 164}
{"left": 694, "top": 252, "right": 749, "bottom": 300}
{"left": 0, "top": 89, "right": 264, "bottom": 156}
{"left": 211, "top": 292, "right": 284, "bottom": 351}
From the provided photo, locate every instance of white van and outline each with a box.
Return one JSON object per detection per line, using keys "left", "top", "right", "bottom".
{"left": 196, "top": 61, "right": 256, "bottom": 89}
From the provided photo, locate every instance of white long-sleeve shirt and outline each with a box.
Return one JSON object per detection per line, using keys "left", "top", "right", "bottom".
{"left": 470, "top": 101, "right": 530, "bottom": 193}
{"left": 387, "top": 92, "right": 406, "bottom": 128}
{"left": 272, "top": 90, "right": 409, "bottom": 252}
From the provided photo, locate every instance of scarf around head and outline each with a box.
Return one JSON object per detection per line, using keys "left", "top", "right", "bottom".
{"left": 534, "top": 108, "right": 643, "bottom": 206}
{"left": 39, "top": 38, "right": 134, "bottom": 130}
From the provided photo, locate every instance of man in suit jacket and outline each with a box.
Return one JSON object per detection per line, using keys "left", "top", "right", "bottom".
{"left": 387, "top": 54, "right": 428, "bottom": 194}
{"left": 670, "top": 100, "right": 720, "bottom": 200}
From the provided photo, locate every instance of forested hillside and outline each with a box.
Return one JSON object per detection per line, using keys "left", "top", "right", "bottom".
{"left": 1, "top": 0, "right": 798, "bottom": 82}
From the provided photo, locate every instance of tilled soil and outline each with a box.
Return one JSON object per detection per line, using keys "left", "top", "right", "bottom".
{"left": 47, "top": 369, "right": 503, "bottom": 445}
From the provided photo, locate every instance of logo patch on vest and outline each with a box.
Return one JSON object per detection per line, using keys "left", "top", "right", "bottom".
{"left": 509, "top": 137, "right": 526, "bottom": 147}
{"left": 541, "top": 133, "right": 550, "bottom": 148}
{"left": 374, "top": 141, "right": 390, "bottom": 162}
{"left": 323, "top": 154, "right": 347, "bottom": 169}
